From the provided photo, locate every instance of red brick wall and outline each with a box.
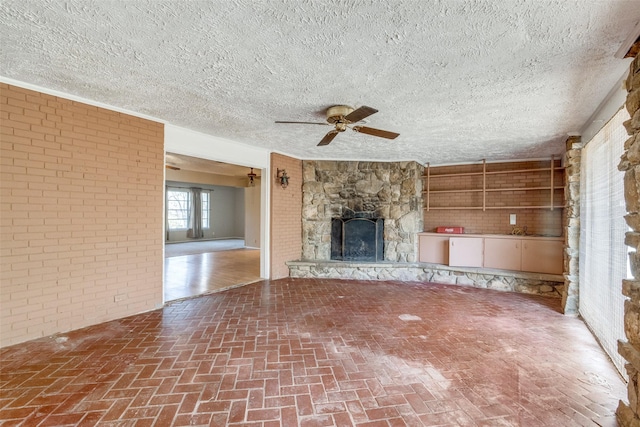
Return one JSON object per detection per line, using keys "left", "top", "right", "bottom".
{"left": 0, "top": 84, "right": 164, "bottom": 347}
{"left": 270, "top": 153, "right": 302, "bottom": 279}
{"left": 424, "top": 160, "right": 564, "bottom": 236}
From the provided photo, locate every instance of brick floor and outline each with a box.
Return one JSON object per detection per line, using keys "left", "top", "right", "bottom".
{"left": 0, "top": 279, "right": 626, "bottom": 426}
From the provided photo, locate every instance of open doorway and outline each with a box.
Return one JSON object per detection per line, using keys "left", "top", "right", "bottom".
{"left": 164, "top": 153, "right": 262, "bottom": 301}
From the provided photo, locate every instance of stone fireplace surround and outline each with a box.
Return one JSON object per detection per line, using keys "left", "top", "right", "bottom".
{"left": 301, "top": 160, "right": 423, "bottom": 262}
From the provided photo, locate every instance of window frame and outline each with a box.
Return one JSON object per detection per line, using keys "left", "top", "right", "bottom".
{"left": 166, "top": 188, "right": 191, "bottom": 230}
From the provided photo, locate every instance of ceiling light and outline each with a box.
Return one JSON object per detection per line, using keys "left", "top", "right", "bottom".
{"left": 247, "top": 168, "right": 257, "bottom": 186}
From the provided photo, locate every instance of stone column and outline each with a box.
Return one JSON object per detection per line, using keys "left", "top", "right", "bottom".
{"left": 617, "top": 53, "right": 640, "bottom": 427}
{"left": 562, "top": 136, "right": 582, "bottom": 315}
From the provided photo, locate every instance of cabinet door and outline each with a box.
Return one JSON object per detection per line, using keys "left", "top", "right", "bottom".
{"left": 418, "top": 235, "right": 450, "bottom": 264}
{"left": 449, "top": 237, "right": 483, "bottom": 267}
{"left": 484, "top": 238, "right": 521, "bottom": 270}
{"left": 521, "top": 240, "right": 563, "bottom": 274}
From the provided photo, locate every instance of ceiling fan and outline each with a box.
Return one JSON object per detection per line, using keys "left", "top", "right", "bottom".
{"left": 275, "top": 105, "right": 400, "bottom": 146}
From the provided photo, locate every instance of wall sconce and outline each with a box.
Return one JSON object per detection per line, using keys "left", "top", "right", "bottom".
{"left": 247, "top": 168, "right": 257, "bottom": 187}
{"left": 277, "top": 168, "right": 289, "bottom": 189}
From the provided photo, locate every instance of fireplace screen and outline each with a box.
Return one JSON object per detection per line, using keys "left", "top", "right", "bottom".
{"left": 331, "top": 217, "right": 384, "bottom": 262}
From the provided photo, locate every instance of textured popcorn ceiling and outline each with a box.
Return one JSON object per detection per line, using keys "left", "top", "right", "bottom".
{"left": 1, "top": 1, "right": 639, "bottom": 165}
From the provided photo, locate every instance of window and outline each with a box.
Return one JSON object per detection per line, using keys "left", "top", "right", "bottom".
{"left": 202, "top": 191, "right": 210, "bottom": 229}
{"left": 167, "top": 189, "right": 190, "bottom": 230}
{"left": 579, "top": 107, "right": 630, "bottom": 377}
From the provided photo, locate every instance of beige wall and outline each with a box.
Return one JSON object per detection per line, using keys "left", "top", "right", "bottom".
{"left": 0, "top": 84, "right": 164, "bottom": 347}
{"left": 269, "top": 153, "right": 302, "bottom": 279}
{"left": 245, "top": 180, "right": 261, "bottom": 248}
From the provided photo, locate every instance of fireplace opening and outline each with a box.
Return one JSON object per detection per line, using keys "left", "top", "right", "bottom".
{"left": 331, "top": 215, "right": 384, "bottom": 262}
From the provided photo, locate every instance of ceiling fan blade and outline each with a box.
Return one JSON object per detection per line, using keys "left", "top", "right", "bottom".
{"left": 275, "top": 121, "right": 328, "bottom": 125}
{"left": 317, "top": 130, "right": 339, "bottom": 146}
{"left": 344, "top": 105, "right": 378, "bottom": 123}
{"left": 353, "top": 126, "right": 400, "bottom": 140}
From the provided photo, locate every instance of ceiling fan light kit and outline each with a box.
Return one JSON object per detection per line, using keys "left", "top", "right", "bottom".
{"left": 276, "top": 105, "right": 399, "bottom": 146}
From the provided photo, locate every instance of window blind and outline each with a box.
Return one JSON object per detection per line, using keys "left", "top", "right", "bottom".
{"left": 579, "top": 107, "right": 630, "bottom": 377}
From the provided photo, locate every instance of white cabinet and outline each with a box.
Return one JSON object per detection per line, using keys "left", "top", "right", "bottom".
{"left": 449, "top": 237, "right": 483, "bottom": 267}
{"left": 484, "top": 238, "right": 521, "bottom": 270}
{"left": 417, "top": 232, "right": 563, "bottom": 275}
{"left": 418, "top": 234, "right": 449, "bottom": 264}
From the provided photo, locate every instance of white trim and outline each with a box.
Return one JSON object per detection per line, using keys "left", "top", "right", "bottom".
{"left": 165, "top": 125, "right": 269, "bottom": 169}
{"left": 580, "top": 70, "right": 629, "bottom": 145}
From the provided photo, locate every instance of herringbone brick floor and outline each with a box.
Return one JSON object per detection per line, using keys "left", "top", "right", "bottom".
{"left": 0, "top": 279, "right": 626, "bottom": 426}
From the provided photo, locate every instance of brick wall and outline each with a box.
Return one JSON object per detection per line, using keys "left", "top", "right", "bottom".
{"left": 424, "top": 160, "right": 564, "bottom": 236}
{"left": 0, "top": 84, "right": 164, "bottom": 347}
{"left": 269, "top": 153, "right": 302, "bottom": 279}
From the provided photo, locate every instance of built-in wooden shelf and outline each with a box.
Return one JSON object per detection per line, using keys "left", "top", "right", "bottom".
{"left": 424, "top": 158, "right": 564, "bottom": 211}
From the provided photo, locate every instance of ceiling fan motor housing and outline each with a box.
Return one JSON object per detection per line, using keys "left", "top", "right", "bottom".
{"left": 326, "top": 105, "right": 354, "bottom": 124}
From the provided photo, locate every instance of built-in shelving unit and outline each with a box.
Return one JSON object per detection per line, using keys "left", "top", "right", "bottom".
{"left": 423, "top": 158, "right": 565, "bottom": 211}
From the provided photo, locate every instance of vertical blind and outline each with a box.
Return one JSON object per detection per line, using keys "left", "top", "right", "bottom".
{"left": 579, "top": 107, "right": 630, "bottom": 377}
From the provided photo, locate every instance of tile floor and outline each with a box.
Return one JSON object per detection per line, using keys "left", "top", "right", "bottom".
{"left": 0, "top": 279, "right": 626, "bottom": 426}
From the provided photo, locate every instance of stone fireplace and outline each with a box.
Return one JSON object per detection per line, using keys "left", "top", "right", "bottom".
{"left": 301, "top": 160, "right": 423, "bottom": 262}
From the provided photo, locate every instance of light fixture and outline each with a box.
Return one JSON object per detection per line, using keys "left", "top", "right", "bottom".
{"left": 247, "top": 168, "right": 257, "bottom": 187}
{"left": 277, "top": 168, "right": 289, "bottom": 189}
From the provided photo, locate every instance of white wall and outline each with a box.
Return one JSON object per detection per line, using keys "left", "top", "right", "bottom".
{"left": 165, "top": 125, "right": 271, "bottom": 277}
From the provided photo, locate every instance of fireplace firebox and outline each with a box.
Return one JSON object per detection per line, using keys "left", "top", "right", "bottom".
{"left": 331, "top": 215, "right": 384, "bottom": 262}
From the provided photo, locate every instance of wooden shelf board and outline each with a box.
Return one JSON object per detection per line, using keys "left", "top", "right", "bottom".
{"left": 485, "top": 206, "right": 565, "bottom": 210}
{"left": 425, "top": 207, "right": 485, "bottom": 210}
{"left": 426, "top": 187, "right": 565, "bottom": 194}
{"left": 426, "top": 205, "right": 565, "bottom": 210}
{"left": 424, "top": 171, "right": 483, "bottom": 178}
{"left": 485, "top": 186, "right": 561, "bottom": 192}
{"left": 485, "top": 167, "right": 549, "bottom": 175}
{"left": 424, "top": 165, "right": 565, "bottom": 180}
{"left": 425, "top": 189, "right": 483, "bottom": 194}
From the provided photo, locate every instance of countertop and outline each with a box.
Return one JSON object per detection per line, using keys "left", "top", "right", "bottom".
{"left": 418, "top": 232, "right": 563, "bottom": 240}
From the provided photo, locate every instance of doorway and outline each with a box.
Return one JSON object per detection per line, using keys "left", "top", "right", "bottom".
{"left": 164, "top": 153, "right": 262, "bottom": 301}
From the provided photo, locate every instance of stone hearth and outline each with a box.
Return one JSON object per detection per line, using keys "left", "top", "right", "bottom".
{"left": 287, "top": 260, "right": 564, "bottom": 298}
